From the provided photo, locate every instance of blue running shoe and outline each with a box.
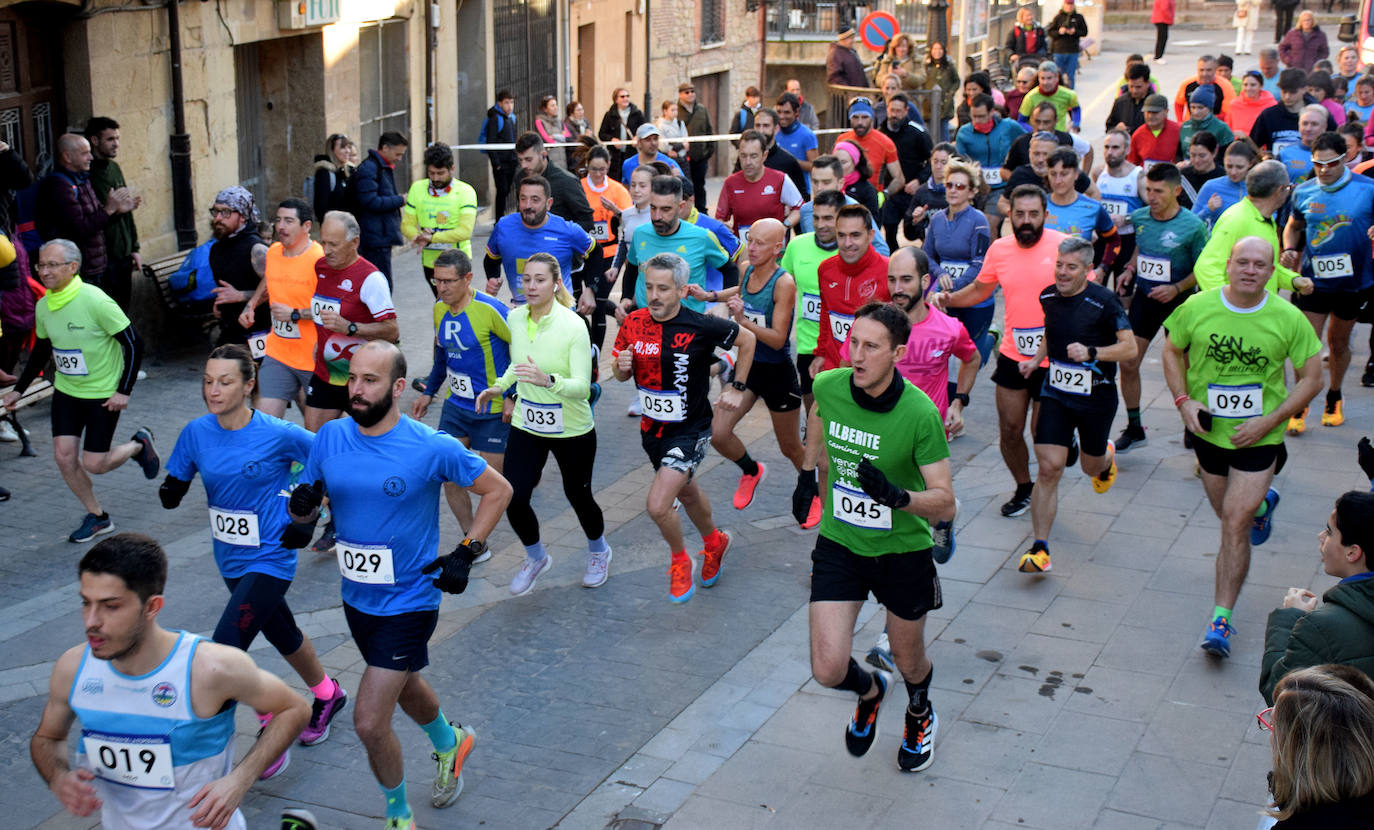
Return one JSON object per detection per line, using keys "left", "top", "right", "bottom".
{"left": 1251, "top": 488, "right": 1280, "bottom": 546}
{"left": 1201, "top": 616, "right": 1235, "bottom": 658}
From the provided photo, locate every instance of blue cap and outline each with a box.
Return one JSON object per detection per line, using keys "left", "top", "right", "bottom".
{"left": 848, "top": 98, "right": 875, "bottom": 119}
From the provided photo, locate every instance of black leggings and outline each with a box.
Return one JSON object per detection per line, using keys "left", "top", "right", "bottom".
{"left": 1274, "top": 7, "right": 1294, "bottom": 43}
{"left": 503, "top": 427, "right": 605, "bottom": 545}
{"left": 1154, "top": 24, "right": 1169, "bottom": 60}
{"left": 214, "top": 572, "right": 305, "bottom": 656}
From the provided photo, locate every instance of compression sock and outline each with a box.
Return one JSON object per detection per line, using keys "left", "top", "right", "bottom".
{"left": 1327, "top": 388, "right": 1342, "bottom": 408}
{"left": 588, "top": 535, "right": 609, "bottom": 554}
{"left": 421, "top": 712, "right": 458, "bottom": 754}
{"left": 1212, "top": 605, "right": 1232, "bottom": 622}
{"left": 905, "top": 668, "right": 933, "bottom": 713}
{"left": 735, "top": 452, "right": 760, "bottom": 477}
{"left": 705, "top": 528, "right": 727, "bottom": 549}
{"left": 309, "top": 675, "right": 337, "bottom": 700}
{"left": 382, "top": 780, "right": 411, "bottom": 820}
{"left": 523, "top": 541, "right": 548, "bottom": 562}
{"left": 833, "top": 658, "right": 875, "bottom": 697}
{"left": 1127, "top": 408, "right": 1142, "bottom": 430}
{"left": 1255, "top": 499, "right": 1270, "bottom": 518}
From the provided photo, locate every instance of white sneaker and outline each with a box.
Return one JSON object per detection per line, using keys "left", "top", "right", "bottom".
{"left": 0, "top": 421, "right": 16, "bottom": 443}
{"left": 509, "top": 553, "right": 552, "bottom": 595}
{"left": 583, "top": 546, "right": 612, "bottom": 588}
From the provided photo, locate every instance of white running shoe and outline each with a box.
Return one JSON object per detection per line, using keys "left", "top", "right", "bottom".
{"left": 509, "top": 554, "right": 552, "bottom": 595}
{"left": 583, "top": 546, "right": 612, "bottom": 588}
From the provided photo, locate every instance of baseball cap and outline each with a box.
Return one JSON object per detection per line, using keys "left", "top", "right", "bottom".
{"left": 635, "top": 123, "right": 662, "bottom": 140}
{"left": 1143, "top": 94, "right": 1169, "bottom": 112}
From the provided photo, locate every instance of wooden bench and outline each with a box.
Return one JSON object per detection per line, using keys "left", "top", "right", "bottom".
{"left": 141, "top": 250, "right": 219, "bottom": 344}
{"left": 0, "top": 377, "right": 51, "bottom": 456}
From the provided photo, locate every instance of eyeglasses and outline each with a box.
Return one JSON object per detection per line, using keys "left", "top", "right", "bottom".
{"left": 682, "top": 88, "right": 695, "bottom": 93}
{"left": 1256, "top": 707, "right": 1275, "bottom": 732}
{"left": 947, "top": 181, "right": 970, "bottom": 191}
{"left": 209, "top": 207, "right": 236, "bottom": 218}
{"left": 36, "top": 261, "right": 72, "bottom": 270}
{"left": 1311, "top": 156, "right": 1345, "bottom": 169}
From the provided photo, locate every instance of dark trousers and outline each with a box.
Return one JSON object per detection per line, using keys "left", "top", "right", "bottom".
{"left": 214, "top": 573, "right": 304, "bottom": 655}
{"left": 504, "top": 427, "right": 604, "bottom": 546}
{"left": 1154, "top": 23, "right": 1169, "bottom": 60}
{"left": 99, "top": 256, "right": 135, "bottom": 312}
{"left": 359, "top": 244, "right": 393, "bottom": 290}
{"left": 421, "top": 264, "right": 438, "bottom": 299}
{"left": 491, "top": 160, "right": 517, "bottom": 218}
{"left": 689, "top": 155, "right": 711, "bottom": 212}
{"left": 1274, "top": 7, "right": 1295, "bottom": 43}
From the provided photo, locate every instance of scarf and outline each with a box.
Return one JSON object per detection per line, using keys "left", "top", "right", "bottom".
{"left": 835, "top": 141, "right": 862, "bottom": 188}
{"left": 46, "top": 276, "right": 83, "bottom": 312}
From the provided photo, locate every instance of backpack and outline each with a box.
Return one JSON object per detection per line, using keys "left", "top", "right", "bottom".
{"left": 479, "top": 111, "right": 510, "bottom": 154}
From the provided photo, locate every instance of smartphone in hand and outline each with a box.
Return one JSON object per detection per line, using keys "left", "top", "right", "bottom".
{"left": 1197, "top": 410, "right": 1213, "bottom": 432}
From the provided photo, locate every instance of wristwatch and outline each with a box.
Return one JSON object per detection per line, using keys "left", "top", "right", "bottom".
{"left": 347, "top": 322, "right": 358, "bottom": 336}
{"left": 953, "top": 392, "right": 970, "bottom": 407}
{"left": 289, "top": 309, "right": 301, "bottom": 323}
{"left": 546, "top": 374, "right": 558, "bottom": 389}
{"left": 1087, "top": 346, "right": 1098, "bottom": 361}
{"left": 729, "top": 380, "right": 748, "bottom": 392}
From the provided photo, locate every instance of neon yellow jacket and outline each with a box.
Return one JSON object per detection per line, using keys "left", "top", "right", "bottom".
{"left": 1193, "top": 197, "right": 1299, "bottom": 294}
{"left": 402, "top": 178, "right": 478, "bottom": 266}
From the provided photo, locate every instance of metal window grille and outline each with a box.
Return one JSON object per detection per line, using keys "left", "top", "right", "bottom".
{"left": 701, "top": 0, "right": 726, "bottom": 45}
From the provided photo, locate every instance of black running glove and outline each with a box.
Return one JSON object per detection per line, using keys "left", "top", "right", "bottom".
{"left": 280, "top": 520, "right": 318, "bottom": 549}
{"left": 792, "top": 469, "right": 819, "bottom": 525}
{"left": 158, "top": 475, "right": 191, "bottom": 509}
{"left": 288, "top": 479, "right": 325, "bottom": 520}
{"left": 1360, "top": 437, "right": 1374, "bottom": 482}
{"left": 421, "top": 539, "right": 486, "bottom": 594}
{"left": 856, "top": 459, "right": 911, "bottom": 509}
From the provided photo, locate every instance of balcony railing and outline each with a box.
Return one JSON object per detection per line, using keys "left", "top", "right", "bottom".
{"left": 765, "top": 0, "right": 847, "bottom": 41}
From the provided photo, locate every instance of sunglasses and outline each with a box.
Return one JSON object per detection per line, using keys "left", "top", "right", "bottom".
{"left": 1256, "top": 707, "right": 1274, "bottom": 732}
{"left": 1311, "top": 156, "right": 1345, "bottom": 169}
{"left": 947, "top": 181, "right": 970, "bottom": 191}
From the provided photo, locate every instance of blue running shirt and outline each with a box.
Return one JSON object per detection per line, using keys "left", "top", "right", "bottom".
{"left": 166, "top": 411, "right": 314, "bottom": 581}
{"left": 1046, "top": 193, "right": 1115, "bottom": 240}
{"left": 303, "top": 416, "right": 489, "bottom": 615}
{"left": 1291, "top": 172, "right": 1374, "bottom": 292}
{"left": 432, "top": 292, "right": 512, "bottom": 410}
{"left": 485, "top": 214, "right": 594, "bottom": 303}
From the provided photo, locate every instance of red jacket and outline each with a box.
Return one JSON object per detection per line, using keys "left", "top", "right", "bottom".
{"left": 814, "top": 246, "right": 891, "bottom": 366}
{"left": 1128, "top": 120, "right": 1182, "bottom": 166}
{"left": 1152, "top": 0, "right": 1174, "bottom": 25}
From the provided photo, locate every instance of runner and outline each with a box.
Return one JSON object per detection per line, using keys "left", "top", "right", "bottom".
{"left": 793, "top": 301, "right": 954, "bottom": 773}
{"left": 612, "top": 252, "right": 755, "bottom": 602}
{"left": 484, "top": 175, "right": 599, "bottom": 310}
{"left": 31, "top": 534, "right": 310, "bottom": 830}
{"left": 796, "top": 154, "right": 890, "bottom": 253}
{"left": 714, "top": 130, "right": 804, "bottom": 238}
{"left": 1162, "top": 236, "right": 1324, "bottom": 658}
{"left": 1280, "top": 131, "right": 1374, "bottom": 434}
{"left": 705, "top": 219, "right": 809, "bottom": 515}
{"left": 1093, "top": 130, "right": 1144, "bottom": 290}
{"left": 618, "top": 175, "right": 736, "bottom": 316}
{"left": 159, "top": 345, "right": 347, "bottom": 779}
{"left": 3, "top": 238, "right": 159, "bottom": 543}
{"left": 953, "top": 93, "right": 1023, "bottom": 235}
{"left": 237, "top": 198, "right": 324, "bottom": 419}
{"left": 1017, "top": 61, "right": 1082, "bottom": 132}
{"left": 932, "top": 185, "right": 1067, "bottom": 517}
{"left": 923, "top": 158, "right": 995, "bottom": 367}
{"left": 401, "top": 143, "right": 478, "bottom": 297}
{"left": 286, "top": 341, "right": 513, "bottom": 827}
{"left": 1044, "top": 149, "right": 1121, "bottom": 277}
{"left": 411, "top": 249, "right": 511, "bottom": 537}
{"left": 474, "top": 253, "right": 609, "bottom": 592}
{"left": 1016, "top": 236, "right": 1136, "bottom": 573}
{"left": 582, "top": 145, "right": 633, "bottom": 352}
{"left": 1114, "top": 163, "right": 1210, "bottom": 453}
{"left": 1193, "top": 138, "right": 1259, "bottom": 228}
{"left": 782, "top": 189, "right": 845, "bottom": 416}
{"left": 1193, "top": 160, "right": 1314, "bottom": 296}
{"left": 811, "top": 205, "right": 891, "bottom": 376}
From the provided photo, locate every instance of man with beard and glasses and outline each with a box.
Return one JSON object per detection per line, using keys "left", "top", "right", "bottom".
{"left": 31, "top": 534, "right": 310, "bottom": 830}
{"left": 485, "top": 176, "right": 599, "bottom": 312}
{"left": 933, "top": 185, "right": 1066, "bottom": 518}
{"left": 286, "top": 341, "right": 512, "bottom": 828}
{"left": 206, "top": 186, "right": 270, "bottom": 349}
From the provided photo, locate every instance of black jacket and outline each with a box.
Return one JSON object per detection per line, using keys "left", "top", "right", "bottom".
{"left": 484, "top": 105, "right": 518, "bottom": 166}
{"left": 880, "top": 120, "right": 934, "bottom": 186}
{"left": 353, "top": 149, "right": 405, "bottom": 248}
{"left": 1106, "top": 93, "right": 1149, "bottom": 134}
{"left": 1005, "top": 24, "right": 1049, "bottom": 58}
{"left": 598, "top": 104, "right": 647, "bottom": 180}
{"left": 311, "top": 157, "right": 353, "bottom": 223}
{"left": 1047, "top": 10, "right": 1088, "bottom": 54}
{"left": 1272, "top": 792, "right": 1374, "bottom": 828}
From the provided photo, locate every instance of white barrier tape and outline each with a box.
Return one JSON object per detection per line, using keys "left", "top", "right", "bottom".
{"left": 446, "top": 127, "right": 855, "bottom": 152}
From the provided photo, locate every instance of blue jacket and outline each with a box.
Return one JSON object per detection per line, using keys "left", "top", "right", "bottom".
{"left": 354, "top": 148, "right": 405, "bottom": 247}
{"left": 954, "top": 118, "right": 1026, "bottom": 185}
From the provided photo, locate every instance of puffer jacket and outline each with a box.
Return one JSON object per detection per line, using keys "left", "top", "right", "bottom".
{"left": 1260, "top": 573, "right": 1374, "bottom": 705}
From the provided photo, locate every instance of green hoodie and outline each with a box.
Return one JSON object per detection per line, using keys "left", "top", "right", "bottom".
{"left": 1178, "top": 112, "right": 1234, "bottom": 153}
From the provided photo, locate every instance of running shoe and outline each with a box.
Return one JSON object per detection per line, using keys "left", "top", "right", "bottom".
{"left": 865, "top": 631, "right": 895, "bottom": 673}
{"left": 432, "top": 723, "right": 476, "bottom": 807}
{"left": 69, "top": 512, "right": 114, "bottom": 543}
{"left": 732, "top": 461, "right": 767, "bottom": 509}
{"left": 0, "top": 485, "right": 9, "bottom": 502}
{"left": 130, "top": 427, "right": 160, "bottom": 480}
{"left": 1251, "top": 488, "right": 1280, "bottom": 546}
{"left": 299, "top": 681, "right": 348, "bottom": 746}
{"left": 583, "top": 546, "right": 612, "bottom": 588}
{"left": 1091, "top": 439, "right": 1117, "bottom": 494}
{"left": 510, "top": 553, "right": 552, "bottom": 596}
{"left": 384, "top": 817, "right": 414, "bottom": 830}
{"left": 1322, "top": 398, "right": 1344, "bottom": 427}
{"left": 1287, "top": 407, "right": 1307, "bottom": 435}
{"left": 844, "top": 670, "right": 889, "bottom": 757}
{"left": 931, "top": 497, "right": 959, "bottom": 564}
{"left": 803, "top": 495, "right": 822, "bottom": 529}
{"left": 281, "top": 809, "right": 318, "bottom": 830}
{"left": 627, "top": 398, "right": 642, "bottom": 416}
{"left": 311, "top": 522, "right": 336, "bottom": 554}
{"left": 1200, "top": 616, "right": 1235, "bottom": 658}
{"left": 1001, "top": 490, "right": 1032, "bottom": 517}
{"left": 1017, "top": 543, "right": 1052, "bottom": 573}
{"left": 1114, "top": 425, "right": 1147, "bottom": 454}
{"left": 668, "top": 552, "right": 695, "bottom": 603}
{"left": 258, "top": 731, "right": 290, "bottom": 780}
{"left": 0, "top": 420, "right": 17, "bottom": 442}
{"left": 898, "top": 707, "right": 938, "bottom": 772}
{"left": 1363, "top": 361, "right": 1374, "bottom": 387}
{"left": 701, "top": 530, "right": 731, "bottom": 587}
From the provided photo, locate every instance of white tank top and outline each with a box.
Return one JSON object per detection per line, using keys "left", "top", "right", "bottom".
{"left": 69, "top": 631, "right": 244, "bottom": 830}
{"left": 1095, "top": 164, "right": 1143, "bottom": 235}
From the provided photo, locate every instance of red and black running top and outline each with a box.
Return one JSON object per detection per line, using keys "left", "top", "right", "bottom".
{"left": 613, "top": 306, "right": 739, "bottom": 437}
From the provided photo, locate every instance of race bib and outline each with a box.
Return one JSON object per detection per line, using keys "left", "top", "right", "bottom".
{"left": 311, "top": 295, "right": 342, "bottom": 325}
{"left": 423, "top": 242, "right": 455, "bottom": 251}
{"left": 1012, "top": 326, "right": 1044, "bottom": 357}
{"left": 209, "top": 507, "right": 260, "bottom": 547}
{"left": 1311, "top": 253, "right": 1354, "bottom": 279}
{"left": 942, "top": 261, "right": 970, "bottom": 281}
{"left": 829, "top": 312, "right": 855, "bottom": 343}
{"left": 593, "top": 220, "right": 610, "bottom": 242}
{"left": 1207, "top": 382, "right": 1262, "bottom": 419}
{"left": 446, "top": 369, "right": 475, "bottom": 399}
{"left": 982, "top": 168, "right": 1003, "bottom": 186}
{"left": 337, "top": 541, "right": 395, "bottom": 585}
{"left": 743, "top": 307, "right": 767, "bottom": 327}
{"left": 1048, "top": 360, "right": 1092, "bottom": 396}
{"left": 1136, "top": 254, "right": 1172, "bottom": 283}
{"left": 638, "top": 386, "right": 686, "bottom": 422}
{"left": 738, "top": 225, "right": 751, "bottom": 247}
{"left": 247, "top": 331, "right": 269, "bottom": 360}
{"left": 832, "top": 482, "right": 892, "bottom": 530}
{"left": 801, "top": 293, "right": 822, "bottom": 323}
{"left": 520, "top": 399, "right": 564, "bottom": 434}
{"left": 1103, "top": 199, "right": 1128, "bottom": 217}
{"left": 271, "top": 316, "right": 301, "bottom": 339}
{"left": 53, "top": 348, "right": 88, "bottom": 376}
{"left": 82, "top": 731, "right": 174, "bottom": 790}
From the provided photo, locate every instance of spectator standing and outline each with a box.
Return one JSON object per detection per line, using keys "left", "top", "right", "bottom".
{"left": 36, "top": 134, "right": 131, "bottom": 287}
{"left": 1233, "top": 0, "right": 1261, "bottom": 55}
{"left": 0, "top": 138, "right": 31, "bottom": 379}
{"left": 1047, "top": 0, "right": 1089, "bottom": 87}
{"left": 827, "top": 29, "right": 869, "bottom": 88}
{"left": 563, "top": 101, "right": 591, "bottom": 142}
{"left": 785, "top": 79, "right": 822, "bottom": 131}
{"left": 1006, "top": 6, "right": 1049, "bottom": 65}
{"left": 598, "top": 88, "right": 646, "bottom": 182}
{"left": 1151, "top": 0, "right": 1174, "bottom": 63}
{"left": 656, "top": 100, "right": 690, "bottom": 168}
{"left": 484, "top": 91, "right": 519, "bottom": 219}
{"left": 875, "top": 34, "right": 925, "bottom": 91}
{"left": 1273, "top": 0, "right": 1302, "bottom": 48}
{"left": 353, "top": 131, "right": 408, "bottom": 287}
{"left": 84, "top": 118, "right": 139, "bottom": 312}
{"left": 678, "top": 82, "right": 715, "bottom": 212}
{"left": 1280, "top": 11, "right": 1329, "bottom": 73}
{"left": 311, "top": 133, "right": 355, "bottom": 225}
{"left": 206, "top": 187, "right": 269, "bottom": 348}
{"left": 923, "top": 42, "right": 961, "bottom": 141}
{"left": 535, "top": 95, "right": 573, "bottom": 169}
{"left": 731, "top": 87, "right": 762, "bottom": 136}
